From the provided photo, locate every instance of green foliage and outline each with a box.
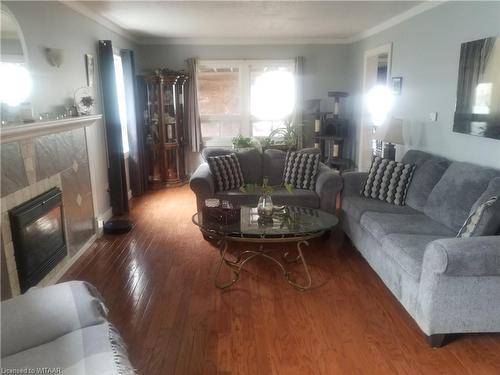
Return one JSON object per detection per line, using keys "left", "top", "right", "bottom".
{"left": 284, "top": 182, "right": 294, "bottom": 194}
{"left": 232, "top": 134, "right": 253, "bottom": 149}
{"left": 262, "top": 116, "right": 301, "bottom": 149}
{"left": 239, "top": 176, "right": 294, "bottom": 196}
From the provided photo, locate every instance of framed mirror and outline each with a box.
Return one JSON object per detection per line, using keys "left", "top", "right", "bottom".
{"left": 0, "top": 5, "right": 32, "bottom": 125}
{"left": 453, "top": 36, "right": 500, "bottom": 140}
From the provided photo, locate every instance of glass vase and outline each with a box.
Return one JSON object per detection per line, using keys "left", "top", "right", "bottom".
{"left": 257, "top": 194, "right": 273, "bottom": 218}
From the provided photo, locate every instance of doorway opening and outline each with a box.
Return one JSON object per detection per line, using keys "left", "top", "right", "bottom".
{"left": 358, "top": 43, "right": 393, "bottom": 171}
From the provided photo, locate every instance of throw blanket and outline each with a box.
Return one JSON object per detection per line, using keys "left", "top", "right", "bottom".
{"left": 1, "top": 281, "right": 135, "bottom": 375}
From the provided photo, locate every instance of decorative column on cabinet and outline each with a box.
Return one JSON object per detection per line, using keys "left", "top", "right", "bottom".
{"left": 144, "top": 70, "right": 188, "bottom": 189}
{"left": 145, "top": 73, "right": 163, "bottom": 187}
{"left": 175, "top": 73, "right": 189, "bottom": 181}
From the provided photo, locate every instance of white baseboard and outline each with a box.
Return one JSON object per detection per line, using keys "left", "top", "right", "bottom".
{"left": 100, "top": 207, "right": 113, "bottom": 222}
{"left": 47, "top": 233, "right": 97, "bottom": 285}
{"left": 94, "top": 207, "right": 113, "bottom": 237}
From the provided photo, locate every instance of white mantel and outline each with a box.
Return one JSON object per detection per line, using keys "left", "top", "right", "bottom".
{"left": 0, "top": 114, "right": 102, "bottom": 144}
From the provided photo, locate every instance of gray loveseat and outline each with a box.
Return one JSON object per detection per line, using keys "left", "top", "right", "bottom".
{"left": 190, "top": 147, "right": 342, "bottom": 214}
{"left": 340, "top": 150, "right": 500, "bottom": 346}
{"left": 1, "top": 281, "right": 135, "bottom": 374}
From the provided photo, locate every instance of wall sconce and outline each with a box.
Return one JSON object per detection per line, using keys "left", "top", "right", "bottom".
{"left": 46, "top": 48, "right": 64, "bottom": 67}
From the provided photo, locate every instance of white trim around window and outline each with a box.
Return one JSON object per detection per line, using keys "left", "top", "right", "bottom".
{"left": 197, "top": 59, "right": 295, "bottom": 147}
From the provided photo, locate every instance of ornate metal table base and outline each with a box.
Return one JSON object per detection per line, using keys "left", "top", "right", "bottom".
{"left": 214, "top": 236, "right": 316, "bottom": 291}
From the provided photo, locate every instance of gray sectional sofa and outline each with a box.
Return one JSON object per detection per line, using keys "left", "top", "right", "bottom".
{"left": 190, "top": 147, "right": 342, "bottom": 214}
{"left": 1, "top": 281, "right": 135, "bottom": 374}
{"left": 340, "top": 150, "right": 500, "bottom": 346}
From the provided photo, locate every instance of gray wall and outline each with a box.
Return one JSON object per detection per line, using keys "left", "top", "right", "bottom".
{"left": 5, "top": 1, "right": 138, "bottom": 218}
{"left": 137, "top": 43, "right": 351, "bottom": 107}
{"left": 137, "top": 43, "right": 352, "bottom": 172}
{"left": 348, "top": 1, "right": 500, "bottom": 169}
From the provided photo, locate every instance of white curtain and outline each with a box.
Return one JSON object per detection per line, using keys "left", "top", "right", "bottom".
{"left": 293, "top": 56, "right": 304, "bottom": 149}
{"left": 186, "top": 58, "right": 202, "bottom": 152}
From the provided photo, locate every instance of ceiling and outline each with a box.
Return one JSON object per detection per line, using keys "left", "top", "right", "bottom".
{"left": 67, "top": 1, "right": 430, "bottom": 44}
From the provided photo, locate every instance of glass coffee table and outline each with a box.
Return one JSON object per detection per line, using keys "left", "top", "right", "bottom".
{"left": 192, "top": 206, "right": 339, "bottom": 291}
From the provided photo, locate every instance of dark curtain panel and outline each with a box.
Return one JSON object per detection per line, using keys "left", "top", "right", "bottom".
{"left": 121, "top": 50, "right": 145, "bottom": 196}
{"left": 98, "top": 40, "right": 129, "bottom": 215}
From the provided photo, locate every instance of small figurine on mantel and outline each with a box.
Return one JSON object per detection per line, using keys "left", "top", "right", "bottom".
{"left": 68, "top": 105, "right": 79, "bottom": 117}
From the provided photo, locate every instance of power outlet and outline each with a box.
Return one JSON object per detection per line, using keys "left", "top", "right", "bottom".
{"left": 429, "top": 112, "right": 438, "bottom": 122}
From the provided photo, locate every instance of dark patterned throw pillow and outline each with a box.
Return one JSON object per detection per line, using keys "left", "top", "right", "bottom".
{"left": 283, "top": 151, "right": 320, "bottom": 190}
{"left": 360, "top": 156, "right": 416, "bottom": 206}
{"left": 457, "top": 196, "right": 500, "bottom": 237}
{"left": 207, "top": 153, "right": 244, "bottom": 192}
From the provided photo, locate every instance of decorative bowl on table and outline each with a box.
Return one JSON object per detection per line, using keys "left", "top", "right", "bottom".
{"left": 203, "top": 199, "right": 241, "bottom": 225}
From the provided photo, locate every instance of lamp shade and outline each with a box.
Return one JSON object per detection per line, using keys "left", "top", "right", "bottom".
{"left": 377, "top": 117, "right": 404, "bottom": 144}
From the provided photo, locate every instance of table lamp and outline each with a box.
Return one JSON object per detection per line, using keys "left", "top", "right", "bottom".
{"left": 377, "top": 117, "right": 404, "bottom": 160}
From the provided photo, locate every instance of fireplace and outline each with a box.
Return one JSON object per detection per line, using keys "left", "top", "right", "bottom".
{"left": 9, "top": 188, "right": 67, "bottom": 293}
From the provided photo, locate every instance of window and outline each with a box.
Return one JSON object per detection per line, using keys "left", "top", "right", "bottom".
{"left": 250, "top": 64, "right": 295, "bottom": 137}
{"left": 197, "top": 60, "right": 295, "bottom": 145}
{"left": 113, "top": 53, "right": 130, "bottom": 154}
{"left": 197, "top": 64, "right": 241, "bottom": 144}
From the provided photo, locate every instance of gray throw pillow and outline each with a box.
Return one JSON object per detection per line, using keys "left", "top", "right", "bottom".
{"left": 360, "top": 156, "right": 416, "bottom": 206}
{"left": 283, "top": 151, "right": 320, "bottom": 190}
{"left": 207, "top": 153, "right": 244, "bottom": 192}
{"left": 470, "top": 177, "right": 500, "bottom": 214}
{"left": 457, "top": 196, "right": 500, "bottom": 237}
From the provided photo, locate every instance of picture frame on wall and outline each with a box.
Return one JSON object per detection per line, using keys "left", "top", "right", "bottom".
{"left": 392, "top": 76, "right": 403, "bottom": 95}
{"left": 85, "top": 54, "right": 94, "bottom": 87}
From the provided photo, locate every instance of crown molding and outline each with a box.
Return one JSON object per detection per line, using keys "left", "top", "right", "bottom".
{"left": 60, "top": 1, "right": 446, "bottom": 47}
{"left": 346, "top": 1, "right": 446, "bottom": 44}
{"left": 137, "top": 36, "right": 351, "bottom": 46}
{"left": 60, "top": 1, "right": 138, "bottom": 43}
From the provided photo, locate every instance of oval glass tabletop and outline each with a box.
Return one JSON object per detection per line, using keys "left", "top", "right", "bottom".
{"left": 192, "top": 205, "right": 339, "bottom": 238}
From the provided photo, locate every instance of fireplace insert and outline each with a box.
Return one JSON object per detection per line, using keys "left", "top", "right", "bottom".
{"left": 9, "top": 188, "right": 67, "bottom": 293}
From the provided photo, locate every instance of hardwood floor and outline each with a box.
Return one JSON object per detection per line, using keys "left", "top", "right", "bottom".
{"left": 61, "top": 186, "right": 500, "bottom": 375}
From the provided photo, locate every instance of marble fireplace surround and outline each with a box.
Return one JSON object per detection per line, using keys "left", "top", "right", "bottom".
{"left": 1, "top": 115, "right": 102, "bottom": 298}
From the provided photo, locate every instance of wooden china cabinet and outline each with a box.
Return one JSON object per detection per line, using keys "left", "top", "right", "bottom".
{"left": 144, "top": 70, "right": 188, "bottom": 188}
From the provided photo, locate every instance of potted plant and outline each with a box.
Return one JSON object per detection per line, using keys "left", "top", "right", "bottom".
{"left": 262, "top": 116, "right": 301, "bottom": 151}
{"left": 232, "top": 134, "right": 253, "bottom": 149}
{"left": 232, "top": 135, "right": 262, "bottom": 152}
{"left": 240, "top": 177, "right": 293, "bottom": 218}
